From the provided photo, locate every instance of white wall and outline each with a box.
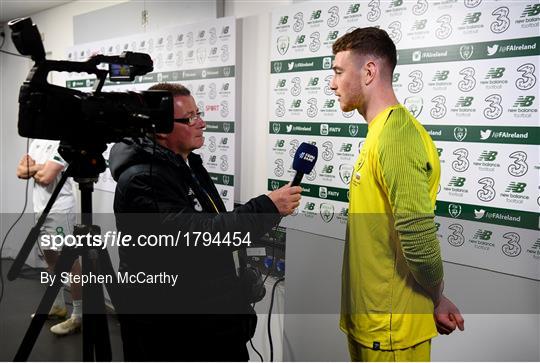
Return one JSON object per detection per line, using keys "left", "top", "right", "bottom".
{"left": 225, "top": 0, "right": 294, "bottom": 203}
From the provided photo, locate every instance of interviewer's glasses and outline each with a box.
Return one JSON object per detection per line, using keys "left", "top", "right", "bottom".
{"left": 174, "top": 111, "right": 204, "bottom": 126}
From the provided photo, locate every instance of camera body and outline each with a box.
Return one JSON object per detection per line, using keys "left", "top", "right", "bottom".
{"left": 9, "top": 17, "right": 174, "bottom": 145}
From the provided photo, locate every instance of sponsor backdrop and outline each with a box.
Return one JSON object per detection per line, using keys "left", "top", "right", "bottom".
{"left": 65, "top": 17, "right": 237, "bottom": 210}
{"left": 268, "top": 1, "right": 539, "bottom": 279}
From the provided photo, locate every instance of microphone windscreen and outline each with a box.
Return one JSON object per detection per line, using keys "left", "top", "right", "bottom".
{"left": 292, "top": 142, "right": 318, "bottom": 174}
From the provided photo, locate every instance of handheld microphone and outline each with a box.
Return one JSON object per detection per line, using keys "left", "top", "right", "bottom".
{"left": 291, "top": 142, "right": 318, "bottom": 186}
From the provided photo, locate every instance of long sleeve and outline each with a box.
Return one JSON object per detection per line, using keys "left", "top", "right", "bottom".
{"left": 376, "top": 115, "right": 443, "bottom": 288}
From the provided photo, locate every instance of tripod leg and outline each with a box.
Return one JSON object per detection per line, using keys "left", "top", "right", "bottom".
{"left": 98, "top": 248, "right": 123, "bottom": 313}
{"left": 14, "top": 248, "right": 79, "bottom": 361}
{"left": 81, "top": 249, "right": 112, "bottom": 361}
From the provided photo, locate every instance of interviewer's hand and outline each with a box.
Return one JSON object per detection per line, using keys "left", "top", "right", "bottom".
{"left": 268, "top": 184, "right": 302, "bottom": 216}
{"left": 434, "top": 295, "right": 465, "bottom": 335}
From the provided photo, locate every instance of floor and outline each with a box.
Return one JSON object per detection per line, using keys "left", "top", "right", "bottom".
{"left": 0, "top": 259, "right": 124, "bottom": 361}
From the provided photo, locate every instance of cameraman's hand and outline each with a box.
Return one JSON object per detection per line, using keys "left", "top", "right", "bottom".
{"left": 268, "top": 184, "right": 302, "bottom": 216}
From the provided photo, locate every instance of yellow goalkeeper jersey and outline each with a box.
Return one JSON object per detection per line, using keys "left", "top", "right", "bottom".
{"left": 341, "top": 104, "right": 444, "bottom": 350}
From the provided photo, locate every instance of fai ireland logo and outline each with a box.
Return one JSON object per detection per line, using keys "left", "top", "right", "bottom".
{"left": 459, "top": 45, "right": 474, "bottom": 60}
{"left": 448, "top": 204, "right": 462, "bottom": 218}
{"left": 348, "top": 124, "right": 359, "bottom": 137}
{"left": 453, "top": 127, "right": 467, "bottom": 141}
{"left": 270, "top": 180, "right": 279, "bottom": 190}
{"left": 273, "top": 62, "right": 283, "bottom": 73}
{"left": 272, "top": 123, "right": 281, "bottom": 134}
{"left": 222, "top": 175, "right": 230, "bottom": 185}
{"left": 277, "top": 36, "right": 290, "bottom": 55}
{"left": 343, "top": 110, "right": 355, "bottom": 118}
{"left": 223, "top": 122, "right": 231, "bottom": 133}
{"left": 339, "top": 164, "right": 353, "bottom": 184}
{"left": 404, "top": 96, "right": 423, "bottom": 118}
{"left": 320, "top": 203, "right": 334, "bottom": 223}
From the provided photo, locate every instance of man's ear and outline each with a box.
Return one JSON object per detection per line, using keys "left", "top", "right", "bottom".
{"left": 364, "top": 61, "right": 377, "bottom": 86}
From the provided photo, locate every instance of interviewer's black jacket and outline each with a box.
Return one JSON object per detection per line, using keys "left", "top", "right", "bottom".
{"left": 109, "top": 137, "right": 280, "bottom": 335}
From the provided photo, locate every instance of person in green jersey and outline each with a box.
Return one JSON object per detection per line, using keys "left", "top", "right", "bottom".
{"left": 330, "top": 27, "right": 464, "bottom": 361}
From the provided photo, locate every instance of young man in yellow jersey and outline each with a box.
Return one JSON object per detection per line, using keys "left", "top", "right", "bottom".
{"left": 330, "top": 27, "right": 464, "bottom": 361}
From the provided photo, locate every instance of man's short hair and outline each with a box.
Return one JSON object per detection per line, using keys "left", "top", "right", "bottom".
{"left": 148, "top": 82, "right": 191, "bottom": 96}
{"left": 332, "top": 27, "right": 397, "bottom": 73}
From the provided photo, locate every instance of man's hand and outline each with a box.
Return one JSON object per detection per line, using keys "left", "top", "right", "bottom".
{"left": 434, "top": 295, "right": 465, "bottom": 335}
{"left": 268, "top": 184, "right": 302, "bottom": 216}
{"left": 16, "top": 154, "right": 39, "bottom": 179}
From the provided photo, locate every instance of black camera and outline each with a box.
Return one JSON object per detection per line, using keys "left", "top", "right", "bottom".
{"left": 8, "top": 17, "right": 174, "bottom": 145}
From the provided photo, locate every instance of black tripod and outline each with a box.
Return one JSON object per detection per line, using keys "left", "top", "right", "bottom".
{"left": 8, "top": 148, "right": 123, "bottom": 361}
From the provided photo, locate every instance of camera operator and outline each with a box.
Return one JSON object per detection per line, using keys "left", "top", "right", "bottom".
{"left": 16, "top": 140, "right": 83, "bottom": 335}
{"left": 109, "top": 82, "right": 301, "bottom": 361}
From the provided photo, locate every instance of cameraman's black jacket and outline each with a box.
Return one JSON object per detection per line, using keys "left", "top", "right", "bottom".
{"left": 109, "top": 137, "right": 280, "bottom": 333}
